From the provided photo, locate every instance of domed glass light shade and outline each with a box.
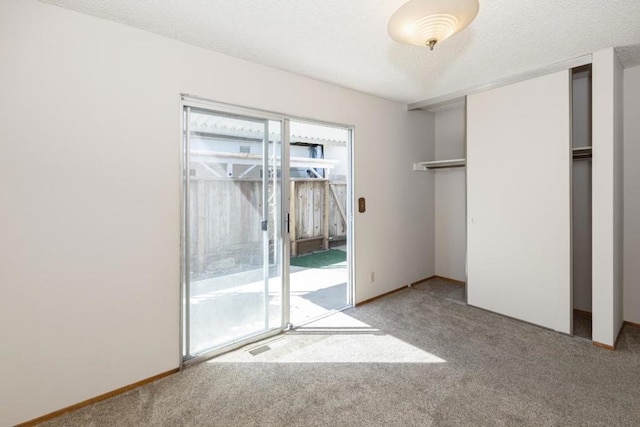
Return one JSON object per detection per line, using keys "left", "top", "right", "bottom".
{"left": 388, "top": 0, "right": 479, "bottom": 50}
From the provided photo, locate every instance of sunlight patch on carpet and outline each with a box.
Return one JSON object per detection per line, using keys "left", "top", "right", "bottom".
{"left": 211, "top": 312, "right": 447, "bottom": 364}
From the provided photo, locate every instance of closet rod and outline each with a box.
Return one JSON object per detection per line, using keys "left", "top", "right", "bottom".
{"left": 572, "top": 146, "right": 592, "bottom": 160}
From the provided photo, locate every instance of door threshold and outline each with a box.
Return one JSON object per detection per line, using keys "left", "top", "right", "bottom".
{"left": 182, "top": 328, "right": 283, "bottom": 368}
{"left": 288, "top": 304, "right": 353, "bottom": 331}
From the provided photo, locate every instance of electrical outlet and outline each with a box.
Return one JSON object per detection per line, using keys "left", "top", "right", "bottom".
{"left": 370, "top": 272, "right": 375, "bottom": 282}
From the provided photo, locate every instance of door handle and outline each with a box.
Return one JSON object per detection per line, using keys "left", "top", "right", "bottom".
{"left": 286, "top": 213, "right": 290, "bottom": 234}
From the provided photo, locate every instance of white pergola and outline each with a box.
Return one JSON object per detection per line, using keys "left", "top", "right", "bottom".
{"left": 190, "top": 150, "right": 338, "bottom": 179}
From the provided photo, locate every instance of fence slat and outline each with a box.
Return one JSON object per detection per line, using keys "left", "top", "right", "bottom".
{"left": 290, "top": 180, "right": 297, "bottom": 257}
{"left": 323, "top": 181, "right": 330, "bottom": 250}
{"left": 189, "top": 178, "right": 346, "bottom": 276}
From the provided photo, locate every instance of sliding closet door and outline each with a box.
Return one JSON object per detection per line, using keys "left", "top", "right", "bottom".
{"left": 467, "top": 70, "right": 572, "bottom": 333}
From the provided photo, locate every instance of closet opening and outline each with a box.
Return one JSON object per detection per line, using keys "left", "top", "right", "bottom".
{"left": 571, "top": 64, "right": 593, "bottom": 340}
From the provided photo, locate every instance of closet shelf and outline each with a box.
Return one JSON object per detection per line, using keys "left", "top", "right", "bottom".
{"left": 573, "top": 146, "right": 592, "bottom": 160}
{"left": 413, "top": 159, "right": 466, "bottom": 171}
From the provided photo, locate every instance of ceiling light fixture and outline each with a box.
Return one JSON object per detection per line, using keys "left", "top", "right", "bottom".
{"left": 388, "top": 0, "right": 479, "bottom": 50}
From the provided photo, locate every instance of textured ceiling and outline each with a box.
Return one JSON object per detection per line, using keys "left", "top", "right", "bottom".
{"left": 616, "top": 45, "right": 640, "bottom": 69}
{"left": 41, "top": 0, "right": 640, "bottom": 104}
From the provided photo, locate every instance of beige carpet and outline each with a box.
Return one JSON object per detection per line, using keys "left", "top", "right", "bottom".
{"left": 42, "top": 278, "right": 640, "bottom": 426}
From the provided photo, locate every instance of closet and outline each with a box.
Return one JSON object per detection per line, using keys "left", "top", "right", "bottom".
{"left": 415, "top": 107, "right": 467, "bottom": 285}
{"left": 415, "top": 70, "right": 590, "bottom": 330}
{"left": 415, "top": 49, "right": 623, "bottom": 347}
{"left": 572, "top": 65, "right": 593, "bottom": 339}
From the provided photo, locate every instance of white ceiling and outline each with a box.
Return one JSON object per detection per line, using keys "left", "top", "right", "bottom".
{"left": 41, "top": 0, "right": 640, "bottom": 104}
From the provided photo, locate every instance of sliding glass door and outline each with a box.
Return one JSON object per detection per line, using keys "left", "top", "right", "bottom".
{"left": 183, "top": 105, "right": 284, "bottom": 359}
{"left": 182, "top": 98, "right": 354, "bottom": 361}
{"left": 287, "top": 120, "right": 352, "bottom": 326}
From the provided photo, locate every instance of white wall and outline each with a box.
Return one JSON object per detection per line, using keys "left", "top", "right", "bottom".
{"left": 434, "top": 107, "right": 466, "bottom": 282}
{"left": 0, "top": 1, "right": 435, "bottom": 424}
{"left": 624, "top": 65, "right": 640, "bottom": 324}
{"left": 592, "top": 48, "right": 624, "bottom": 346}
{"left": 572, "top": 70, "right": 593, "bottom": 312}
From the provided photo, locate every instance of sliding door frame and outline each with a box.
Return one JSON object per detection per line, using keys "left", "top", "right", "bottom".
{"left": 181, "top": 101, "right": 285, "bottom": 366}
{"left": 179, "top": 95, "right": 355, "bottom": 368}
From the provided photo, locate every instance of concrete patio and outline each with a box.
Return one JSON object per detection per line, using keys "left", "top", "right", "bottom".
{"left": 188, "top": 249, "right": 348, "bottom": 355}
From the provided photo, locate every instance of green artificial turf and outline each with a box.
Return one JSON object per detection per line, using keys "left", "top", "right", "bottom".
{"left": 290, "top": 249, "right": 346, "bottom": 269}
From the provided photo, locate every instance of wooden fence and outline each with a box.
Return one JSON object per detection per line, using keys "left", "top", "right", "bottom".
{"left": 189, "top": 178, "right": 347, "bottom": 277}
{"left": 289, "top": 179, "right": 347, "bottom": 256}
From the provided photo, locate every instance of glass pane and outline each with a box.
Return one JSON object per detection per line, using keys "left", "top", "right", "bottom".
{"left": 288, "top": 120, "right": 350, "bottom": 325}
{"left": 186, "top": 109, "right": 282, "bottom": 357}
